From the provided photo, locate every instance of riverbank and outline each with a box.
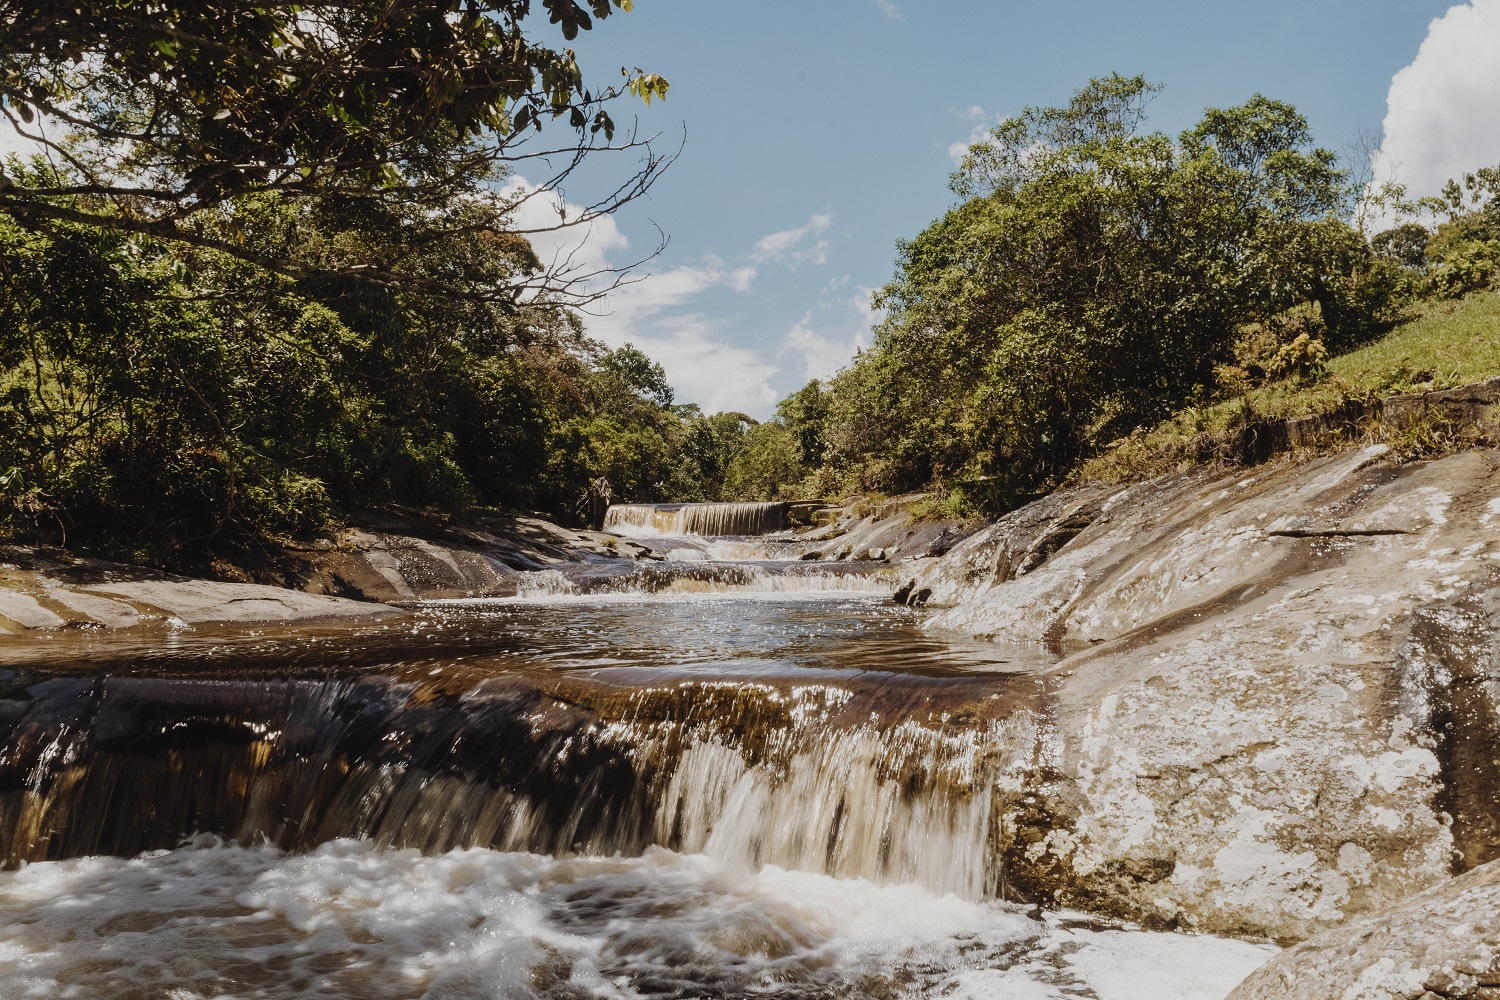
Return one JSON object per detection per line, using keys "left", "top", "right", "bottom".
{"left": 894, "top": 438, "right": 1500, "bottom": 948}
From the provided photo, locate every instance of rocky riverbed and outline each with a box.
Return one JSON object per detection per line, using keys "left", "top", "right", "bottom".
{"left": 897, "top": 443, "right": 1500, "bottom": 954}
{"left": 5, "top": 440, "right": 1500, "bottom": 996}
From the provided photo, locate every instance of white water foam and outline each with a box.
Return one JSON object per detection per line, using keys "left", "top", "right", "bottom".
{"left": 513, "top": 566, "right": 899, "bottom": 599}
{"left": 0, "top": 840, "right": 1275, "bottom": 999}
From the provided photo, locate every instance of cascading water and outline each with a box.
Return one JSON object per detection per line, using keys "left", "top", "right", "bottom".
{"left": 0, "top": 585, "right": 1277, "bottom": 997}
{"left": 603, "top": 501, "right": 788, "bottom": 536}
{"left": 0, "top": 669, "right": 1024, "bottom": 901}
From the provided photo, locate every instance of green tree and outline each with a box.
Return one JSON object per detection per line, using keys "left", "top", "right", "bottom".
{"left": 723, "top": 423, "right": 802, "bottom": 502}
{"left": 776, "top": 380, "right": 831, "bottom": 467}
{"left": 677, "top": 412, "right": 750, "bottom": 500}
{"left": 0, "top": 1, "right": 690, "bottom": 561}
{"left": 0, "top": 0, "right": 670, "bottom": 302}
{"left": 823, "top": 76, "right": 1387, "bottom": 509}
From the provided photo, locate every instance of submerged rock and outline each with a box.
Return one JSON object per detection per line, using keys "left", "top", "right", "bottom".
{"left": 1225, "top": 856, "right": 1500, "bottom": 999}
{"left": 910, "top": 445, "right": 1500, "bottom": 940}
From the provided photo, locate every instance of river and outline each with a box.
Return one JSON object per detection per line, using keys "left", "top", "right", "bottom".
{"left": 0, "top": 527, "right": 1277, "bottom": 998}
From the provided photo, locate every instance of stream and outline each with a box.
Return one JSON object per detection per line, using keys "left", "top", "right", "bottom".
{"left": 0, "top": 519, "right": 1277, "bottom": 999}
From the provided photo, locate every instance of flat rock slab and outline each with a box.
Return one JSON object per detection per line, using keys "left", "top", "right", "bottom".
{"left": 0, "top": 550, "right": 401, "bottom": 633}
{"left": 1227, "top": 858, "right": 1500, "bottom": 999}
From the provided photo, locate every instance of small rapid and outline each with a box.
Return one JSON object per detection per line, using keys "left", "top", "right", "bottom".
{"left": 0, "top": 601, "right": 1039, "bottom": 901}
{"left": 0, "top": 839, "right": 1274, "bottom": 1000}
{"left": 0, "top": 518, "right": 1279, "bottom": 997}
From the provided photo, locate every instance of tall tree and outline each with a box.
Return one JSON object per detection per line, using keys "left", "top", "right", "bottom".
{"left": 827, "top": 76, "right": 1389, "bottom": 508}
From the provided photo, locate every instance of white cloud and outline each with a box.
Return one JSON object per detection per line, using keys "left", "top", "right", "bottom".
{"left": 502, "top": 190, "right": 870, "bottom": 414}
{"left": 584, "top": 262, "right": 776, "bottom": 414}
{"left": 499, "top": 178, "right": 632, "bottom": 286}
{"left": 752, "top": 212, "right": 833, "bottom": 266}
{"left": 0, "top": 111, "right": 64, "bottom": 165}
{"left": 608, "top": 314, "right": 780, "bottom": 414}
{"left": 872, "top": 0, "right": 902, "bottom": 18}
{"left": 0, "top": 126, "right": 41, "bottom": 161}
{"left": 778, "top": 288, "right": 881, "bottom": 385}
{"left": 1371, "top": 0, "right": 1500, "bottom": 215}
{"left": 948, "top": 106, "right": 1000, "bottom": 164}
{"left": 498, "top": 178, "right": 775, "bottom": 413}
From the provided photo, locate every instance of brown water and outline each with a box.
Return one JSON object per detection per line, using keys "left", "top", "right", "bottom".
{"left": 0, "top": 593, "right": 1276, "bottom": 998}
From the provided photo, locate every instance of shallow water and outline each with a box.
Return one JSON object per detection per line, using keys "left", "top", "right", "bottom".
{"left": 0, "top": 588, "right": 1276, "bottom": 997}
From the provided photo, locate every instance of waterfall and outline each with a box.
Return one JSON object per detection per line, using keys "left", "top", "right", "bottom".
{"left": 604, "top": 502, "right": 788, "bottom": 537}
{"left": 0, "top": 671, "right": 1031, "bottom": 902}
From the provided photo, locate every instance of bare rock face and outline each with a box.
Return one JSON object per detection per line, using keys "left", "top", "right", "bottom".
{"left": 0, "top": 549, "right": 400, "bottom": 632}
{"left": 901, "top": 445, "right": 1500, "bottom": 940}
{"left": 279, "top": 516, "right": 654, "bottom": 602}
{"left": 1226, "top": 857, "right": 1500, "bottom": 999}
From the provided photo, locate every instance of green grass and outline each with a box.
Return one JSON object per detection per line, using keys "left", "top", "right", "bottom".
{"left": 1076, "top": 290, "right": 1500, "bottom": 484}
{"left": 1328, "top": 291, "right": 1500, "bottom": 391}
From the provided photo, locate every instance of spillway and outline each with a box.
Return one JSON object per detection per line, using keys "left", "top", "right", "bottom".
{"left": 604, "top": 501, "right": 788, "bottom": 536}
{"left": 0, "top": 598, "right": 1047, "bottom": 902}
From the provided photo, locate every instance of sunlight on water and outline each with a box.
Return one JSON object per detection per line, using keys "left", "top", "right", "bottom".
{"left": 0, "top": 839, "right": 1274, "bottom": 1000}
{"left": 0, "top": 595, "right": 1277, "bottom": 997}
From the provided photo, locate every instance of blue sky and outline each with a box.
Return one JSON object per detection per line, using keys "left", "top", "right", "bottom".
{"left": 525, "top": 2, "right": 1500, "bottom": 415}
{"left": 2, "top": 1, "right": 1493, "bottom": 415}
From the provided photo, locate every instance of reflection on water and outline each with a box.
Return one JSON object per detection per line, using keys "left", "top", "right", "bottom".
{"left": 0, "top": 595, "right": 1056, "bottom": 679}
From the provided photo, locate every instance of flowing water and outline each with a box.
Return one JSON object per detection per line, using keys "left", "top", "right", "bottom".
{"left": 0, "top": 540, "right": 1276, "bottom": 998}
{"left": 603, "top": 502, "right": 789, "bottom": 537}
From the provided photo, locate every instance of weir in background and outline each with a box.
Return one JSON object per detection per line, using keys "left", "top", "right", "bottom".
{"left": 604, "top": 501, "right": 788, "bottom": 536}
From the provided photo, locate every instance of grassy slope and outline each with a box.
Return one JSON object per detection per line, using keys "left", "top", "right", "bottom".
{"left": 1076, "top": 290, "right": 1500, "bottom": 483}
{"left": 1329, "top": 292, "right": 1500, "bottom": 389}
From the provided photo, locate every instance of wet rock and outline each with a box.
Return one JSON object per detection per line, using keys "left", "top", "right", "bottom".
{"left": 289, "top": 529, "right": 517, "bottom": 601}
{"left": 290, "top": 516, "right": 637, "bottom": 601}
{"left": 918, "top": 445, "right": 1500, "bottom": 939}
{"left": 1226, "top": 858, "right": 1500, "bottom": 999}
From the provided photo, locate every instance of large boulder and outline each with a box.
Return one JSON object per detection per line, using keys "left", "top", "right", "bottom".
{"left": 1226, "top": 858, "right": 1500, "bottom": 999}
{"left": 900, "top": 445, "right": 1500, "bottom": 939}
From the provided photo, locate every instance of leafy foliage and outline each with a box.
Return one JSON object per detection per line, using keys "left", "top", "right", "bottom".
{"left": 0, "top": 0, "right": 671, "bottom": 303}
{"left": 0, "top": 0, "right": 713, "bottom": 566}
{"left": 813, "top": 76, "right": 1405, "bottom": 510}
{"left": 0, "top": 178, "right": 769, "bottom": 560}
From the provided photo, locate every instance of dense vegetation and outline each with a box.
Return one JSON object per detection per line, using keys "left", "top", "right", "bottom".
{"left": 0, "top": 0, "right": 719, "bottom": 565}
{"left": 0, "top": 169, "right": 753, "bottom": 556}
{"left": 745, "top": 77, "right": 1500, "bottom": 514}
{"left": 4, "top": 33, "right": 1498, "bottom": 569}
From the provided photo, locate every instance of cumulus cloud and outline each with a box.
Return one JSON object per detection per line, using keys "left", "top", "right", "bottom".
{"left": 948, "top": 106, "right": 999, "bottom": 164}
{"left": 778, "top": 288, "right": 881, "bottom": 385}
{"left": 1371, "top": 0, "right": 1500, "bottom": 210}
{"left": 871, "top": 0, "right": 902, "bottom": 18}
{"left": 499, "top": 178, "right": 633, "bottom": 288}
{"left": 0, "top": 112, "right": 63, "bottom": 164}
{"left": 500, "top": 190, "right": 870, "bottom": 414}
{"left": 752, "top": 212, "right": 833, "bottom": 266}
{"left": 499, "top": 178, "right": 775, "bottom": 413}
{"left": 584, "top": 264, "right": 776, "bottom": 414}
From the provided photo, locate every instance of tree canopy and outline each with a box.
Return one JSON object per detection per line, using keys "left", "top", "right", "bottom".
{"left": 0, "top": 0, "right": 671, "bottom": 301}
{"left": 811, "top": 75, "right": 1403, "bottom": 509}
{"left": 0, "top": 0, "right": 706, "bottom": 567}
